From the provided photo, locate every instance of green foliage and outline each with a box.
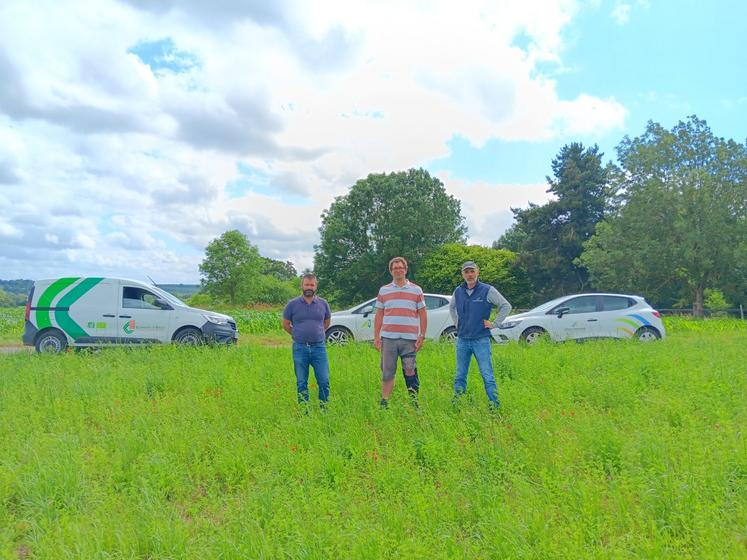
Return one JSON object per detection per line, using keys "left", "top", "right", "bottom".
{"left": 199, "top": 230, "right": 262, "bottom": 304}
{"left": 245, "top": 276, "right": 298, "bottom": 306}
{"left": 495, "top": 143, "right": 612, "bottom": 304}
{"left": 580, "top": 116, "right": 747, "bottom": 315}
{"left": 314, "top": 168, "right": 466, "bottom": 306}
{"left": 199, "top": 231, "right": 301, "bottom": 305}
{"left": 0, "top": 287, "right": 27, "bottom": 307}
{"left": 704, "top": 288, "right": 730, "bottom": 313}
{"left": 1, "top": 324, "right": 746, "bottom": 557}
{"left": 417, "top": 243, "right": 531, "bottom": 306}
{"left": 0, "top": 307, "right": 24, "bottom": 340}
{"left": 261, "top": 258, "right": 297, "bottom": 281}
{"left": 0, "top": 278, "right": 33, "bottom": 295}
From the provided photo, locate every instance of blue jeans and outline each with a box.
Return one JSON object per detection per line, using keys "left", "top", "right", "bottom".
{"left": 292, "top": 342, "right": 330, "bottom": 403}
{"left": 454, "top": 337, "right": 499, "bottom": 405}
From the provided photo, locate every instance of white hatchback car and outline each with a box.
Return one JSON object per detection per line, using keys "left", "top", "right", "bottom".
{"left": 326, "top": 293, "right": 458, "bottom": 344}
{"left": 493, "top": 293, "right": 665, "bottom": 344}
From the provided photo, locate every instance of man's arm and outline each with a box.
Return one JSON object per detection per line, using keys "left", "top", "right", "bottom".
{"left": 373, "top": 306, "right": 383, "bottom": 351}
{"left": 487, "top": 286, "right": 512, "bottom": 327}
{"left": 323, "top": 302, "right": 331, "bottom": 331}
{"left": 415, "top": 306, "right": 427, "bottom": 351}
{"left": 449, "top": 289, "right": 458, "bottom": 327}
{"left": 282, "top": 318, "right": 293, "bottom": 335}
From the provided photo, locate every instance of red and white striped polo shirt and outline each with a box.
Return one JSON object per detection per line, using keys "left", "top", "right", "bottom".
{"left": 375, "top": 280, "right": 426, "bottom": 340}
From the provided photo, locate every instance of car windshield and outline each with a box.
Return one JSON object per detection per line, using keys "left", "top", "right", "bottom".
{"left": 528, "top": 295, "right": 572, "bottom": 314}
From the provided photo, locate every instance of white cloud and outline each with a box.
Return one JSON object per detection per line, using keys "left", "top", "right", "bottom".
{"left": 0, "top": 0, "right": 627, "bottom": 282}
{"left": 611, "top": 3, "right": 632, "bottom": 24}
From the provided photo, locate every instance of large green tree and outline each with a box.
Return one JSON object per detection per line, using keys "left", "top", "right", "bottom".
{"left": 199, "top": 230, "right": 262, "bottom": 304}
{"left": 495, "top": 143, "right": 611, "bottom": 303}
{"left": 416, "top": 243, "right": 531, "bottom": 307}
{"left": 579, "top": 116, "right": 747, "bottom": 316}
{"left": 314, "top": 168, "right": 466, "bottom": 306}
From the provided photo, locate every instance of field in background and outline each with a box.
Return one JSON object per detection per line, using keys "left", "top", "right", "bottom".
{"left": 0, "top": 318, "right": 745, "bottom": 558}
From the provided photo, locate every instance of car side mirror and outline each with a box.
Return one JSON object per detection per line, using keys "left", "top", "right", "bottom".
{"left": 555, "top": 307, "right": 570, "bottom": 318}
{"left": 155, "top": 298, "right": 172, "bottom": 310}
{"left": 362, "top": 305, "right": 374, "bottom": 317}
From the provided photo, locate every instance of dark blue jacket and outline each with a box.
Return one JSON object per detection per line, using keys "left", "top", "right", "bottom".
{"left": 454, "top": 281, "right": 493, "bottom": 339}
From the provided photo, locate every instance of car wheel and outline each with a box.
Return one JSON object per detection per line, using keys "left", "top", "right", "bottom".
{"left": 174, "top": 327, "right": 204, "bottom": 346}
{"left": 326, "top": 326, "right": 353, "bottom": 345}
{"left": 635, "top": 326, "right": 661, "bottom": 342}
{"left": 35, "top": 329, "right": 67, "bottom": 354}
{"left": 520, "top": 326, "right": 547, "bottom": 345}
{"left": 440, "top": 326, "right": 457, "bottom": 342}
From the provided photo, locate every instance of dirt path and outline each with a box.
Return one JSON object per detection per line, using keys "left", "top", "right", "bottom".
{"left": 0, "top": 345, "right": 31, "bottom": 354}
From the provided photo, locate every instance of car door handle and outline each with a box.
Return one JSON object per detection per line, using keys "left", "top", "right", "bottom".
{"left": 119, "top": 315, "right": 132, "bottom": 319}
{"left": 103, "top": 314, "right": 115, "bottom": 318}
{"left": 587, "top": 319, "right": 598, "bottom": 322}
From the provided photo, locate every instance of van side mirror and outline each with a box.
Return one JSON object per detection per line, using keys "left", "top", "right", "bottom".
{"left": 155, "top": 298, "right": 172, "bottom": 310}
{"left": 555, "top": 307, "right": 570, "bottom": 318}
{"left": 362, "top": 305, "right": 374, "bottom": 317}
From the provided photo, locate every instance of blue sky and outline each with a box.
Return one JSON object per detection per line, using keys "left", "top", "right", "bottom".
{"left": 0, "top": 0, "right": 744, "bottom": 282}
{"left": 430, "top": 1, "right": 747, "bottom": 184}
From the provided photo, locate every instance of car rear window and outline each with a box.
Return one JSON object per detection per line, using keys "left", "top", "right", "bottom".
{"left": 601, "top": 296, "right": 634, "bottom": 311}
{"left": 424, "top": 296, "right": 448, "bottom": 310}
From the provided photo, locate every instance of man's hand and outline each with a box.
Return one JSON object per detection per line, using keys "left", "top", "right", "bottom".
{"left": 483, "top": 319, "right": 493, "bottom": 329}
{"left": 374, "top": 337, "right": 382, "bottom": 352}
{"left": 415, "top": 336, "right": 424, "bottom": 352}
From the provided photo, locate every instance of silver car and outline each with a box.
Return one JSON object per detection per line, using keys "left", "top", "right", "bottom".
{"left": 493, "top": 293, "right": 666, "bottom": 344}
{"left": 325, "top": 293, "right": 457, "bottom": 344}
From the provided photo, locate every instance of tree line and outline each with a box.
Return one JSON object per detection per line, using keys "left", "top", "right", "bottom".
{"left": 201, "top": 115, "right": 746, "bottom": 315}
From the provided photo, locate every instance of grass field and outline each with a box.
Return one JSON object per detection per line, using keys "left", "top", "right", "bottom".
{"left": 0, "top": 312, "right": 746, "bottom": 558}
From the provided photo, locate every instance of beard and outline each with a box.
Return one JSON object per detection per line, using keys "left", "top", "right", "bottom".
{"left": 303, "top": 289, "right": 316, "bottom": 297}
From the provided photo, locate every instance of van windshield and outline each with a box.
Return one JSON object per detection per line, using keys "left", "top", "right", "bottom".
{"left": 152, "top": 286, "right": 187, "bottom": 307}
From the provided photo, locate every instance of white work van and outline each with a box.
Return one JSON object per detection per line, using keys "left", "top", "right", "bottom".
{"left": 23, "top": 277, "right": 238, "bottom": 353}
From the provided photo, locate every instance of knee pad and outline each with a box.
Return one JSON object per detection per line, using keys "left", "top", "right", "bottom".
{"left": 404, "top": 367, "right": 419, "bottom": 392}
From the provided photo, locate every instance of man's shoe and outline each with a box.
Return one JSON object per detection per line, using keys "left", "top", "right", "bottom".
{"left": 379, "top": 398, "right": 389, "bottom": 409}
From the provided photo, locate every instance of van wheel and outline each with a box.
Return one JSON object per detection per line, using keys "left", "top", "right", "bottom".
{"left": 35, "top": 330, "right": 68, "bottom": 354}
{"left": 174, "top": 327, "right": 204, "bottom": 346}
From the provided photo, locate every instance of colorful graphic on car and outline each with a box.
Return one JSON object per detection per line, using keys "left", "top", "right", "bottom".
{"left": 35, "top": 277, "right": 104, "bottom": 341}
{"left": 123, "top": 319, "right": 136, "bottom": 334}
{"left": 615, "top": 313, "right": 652, "bottom": 337}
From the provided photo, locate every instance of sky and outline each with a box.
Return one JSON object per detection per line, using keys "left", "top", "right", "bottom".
{"left": 1, "top": 0, "right": 745, "bottom": 283}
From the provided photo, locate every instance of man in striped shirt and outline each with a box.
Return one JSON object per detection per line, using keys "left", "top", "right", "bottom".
{"left": 373, "top": 256, "right": 427, "bottom": 408}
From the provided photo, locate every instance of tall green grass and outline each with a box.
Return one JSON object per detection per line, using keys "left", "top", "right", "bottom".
{"left": 1, "top": 323, "right": 745, "bottom": 558}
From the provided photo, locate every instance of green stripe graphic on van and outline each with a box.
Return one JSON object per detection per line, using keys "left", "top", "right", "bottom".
{"left": 36, "top": 277, "right": 80, "bottom": 329}
{"left": 55, "top": 277, "right": 104, "bottom": 341}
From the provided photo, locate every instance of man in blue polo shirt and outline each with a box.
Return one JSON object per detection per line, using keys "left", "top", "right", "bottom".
{"left": 450, "top": 261, "right": 512, "bottom": 411}
{"left": 283, "top": 273, "right": 332, "bottom": 408}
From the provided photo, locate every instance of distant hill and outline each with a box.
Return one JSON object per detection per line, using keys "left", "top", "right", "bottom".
{"left": 0, "top": 279, "right": 33, "bottom": 295}
{"left": 157, "top": 284, "right": 201, "bottom": 298}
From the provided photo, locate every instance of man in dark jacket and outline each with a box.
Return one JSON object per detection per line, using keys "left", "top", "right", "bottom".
{"left": 449, "top": 261, "right": 512, "bottom": 410}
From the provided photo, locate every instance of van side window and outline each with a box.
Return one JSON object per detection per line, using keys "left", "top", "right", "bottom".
{"left": 122, "top": 287, "right": 163, "bottom": 310}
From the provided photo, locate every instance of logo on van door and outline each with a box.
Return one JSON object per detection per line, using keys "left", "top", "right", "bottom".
{"left": 123, "top": 319, "right": 136, "bottom": 334}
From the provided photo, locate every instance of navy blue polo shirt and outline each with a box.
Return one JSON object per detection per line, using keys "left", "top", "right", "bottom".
{"left": 283, "top": 296, "right": 331, "bottom": 344}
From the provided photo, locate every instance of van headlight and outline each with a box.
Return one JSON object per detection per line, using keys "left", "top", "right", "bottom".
{"left": 204, "top": 314, "right": 229, "bottom": 325}
{"left": 498, "top": 320, "right": 521, "bottom": 329}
